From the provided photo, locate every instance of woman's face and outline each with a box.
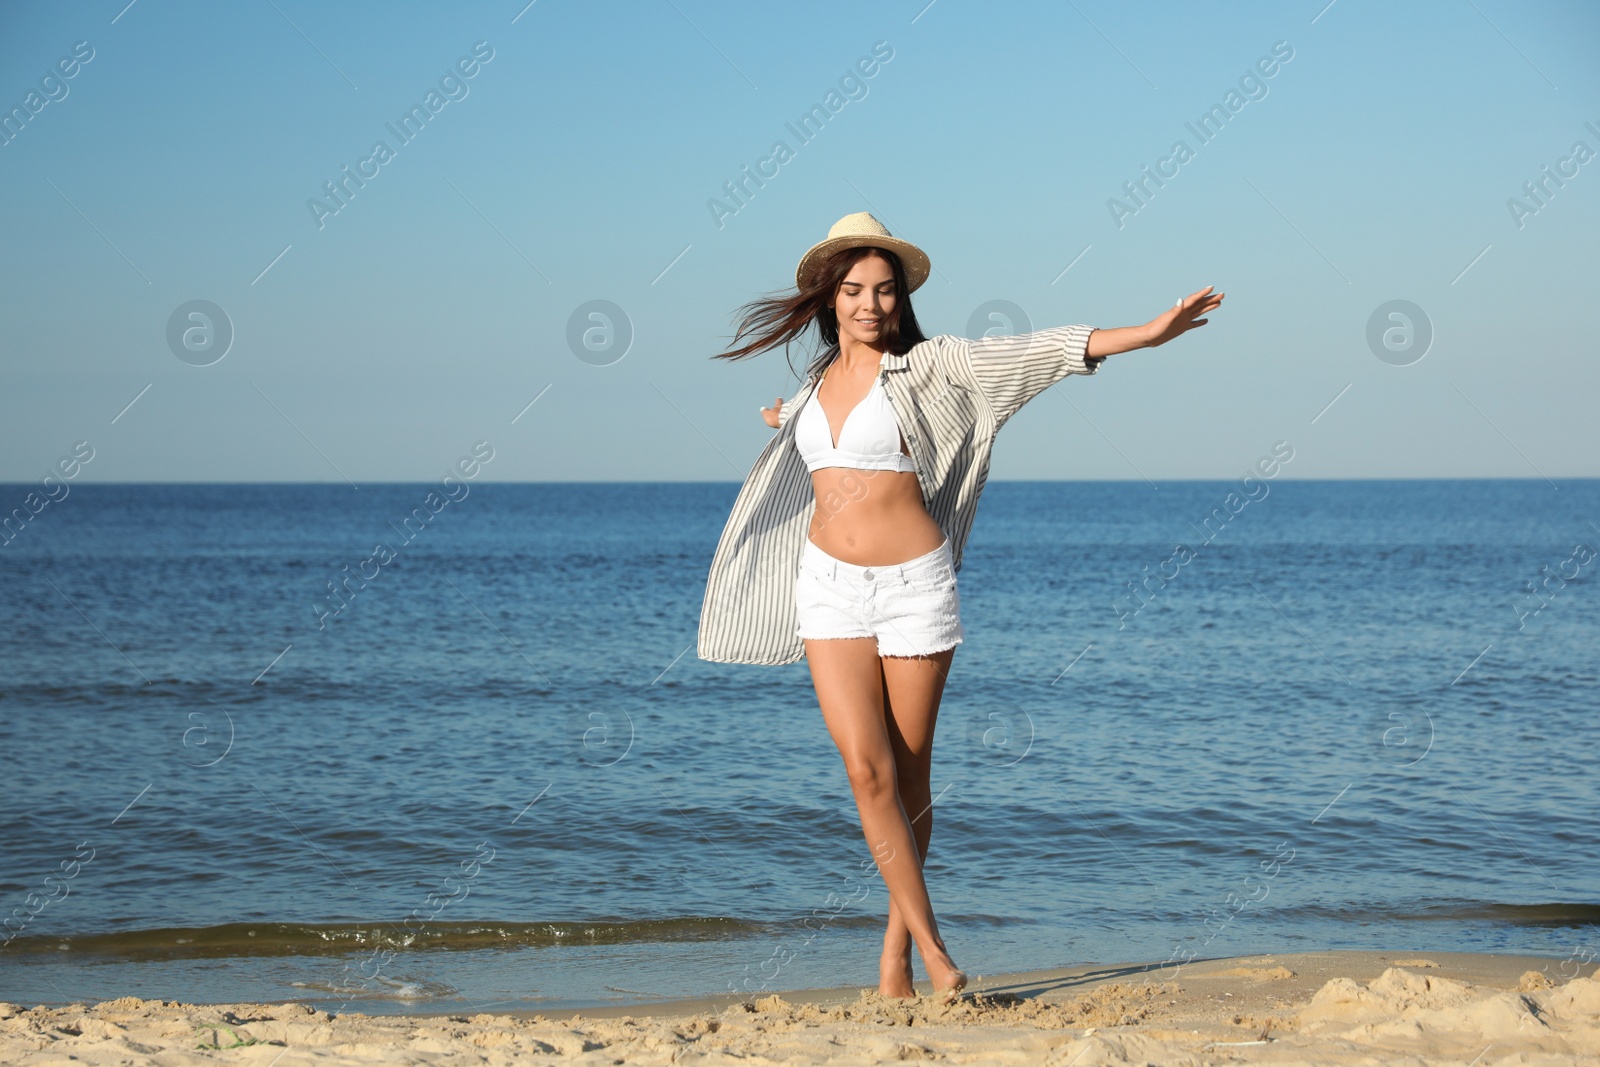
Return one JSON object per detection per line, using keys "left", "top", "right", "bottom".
{"left": 831, "top": 253, "right": 897, "bottom": 348}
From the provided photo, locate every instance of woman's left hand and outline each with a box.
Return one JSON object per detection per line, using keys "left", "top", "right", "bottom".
{"left": 1144, "top": 285, "right": 1223, "bottom": 348}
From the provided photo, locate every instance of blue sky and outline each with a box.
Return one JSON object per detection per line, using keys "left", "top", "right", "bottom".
{"left": 2, "top": 0, "right": 1596, "bottom": 482}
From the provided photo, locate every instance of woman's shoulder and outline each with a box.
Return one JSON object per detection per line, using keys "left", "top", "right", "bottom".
{"left": 904, "top": 333, "right": 964, "bottom": 356}
{"left": 897, "top": 335, "right": 971, "bottom": 390}
{"left": 902, "top": 333, "right": 966, "bottom": 367}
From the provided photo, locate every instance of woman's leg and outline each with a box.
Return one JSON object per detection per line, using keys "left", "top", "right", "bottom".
{"left": 878, "top": 647, "right": 953, "bottom": 997}
{"left": 804, "top": 637, "right": 965, "bottom": 998}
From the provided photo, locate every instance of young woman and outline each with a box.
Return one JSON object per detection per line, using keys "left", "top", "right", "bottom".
{"left": 698, "top": 212, "right": 1221, "bottom": 1001}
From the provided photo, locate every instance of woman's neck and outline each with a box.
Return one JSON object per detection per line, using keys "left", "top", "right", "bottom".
{"left": 834, "top": 335, "right": 886, "bottom": 375}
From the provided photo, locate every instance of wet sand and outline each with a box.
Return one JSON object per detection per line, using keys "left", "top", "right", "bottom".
{"left": 4, "top": 949, "right": 1597, "bottom": 1064}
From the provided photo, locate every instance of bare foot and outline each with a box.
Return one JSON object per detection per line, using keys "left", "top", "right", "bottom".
{"left": 878, "top": 948, "right": 915, "bottom": 999}
{"left": 925, "top": 949, "right": 967, "bottom": 1003}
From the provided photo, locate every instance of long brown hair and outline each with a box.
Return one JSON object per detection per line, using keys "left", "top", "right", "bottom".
{"left": 713, "top": 246, "right": 928, "bottom": 382}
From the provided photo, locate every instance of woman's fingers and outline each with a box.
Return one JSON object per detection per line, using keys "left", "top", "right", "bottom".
{"left": 1170, "top": 290, "right": 1219, "bottom": 321}
{"left": 1182, "top": 292, "right": 1223, "bottom": 323}
{"left": 1150, "top": 288, "right": 1222, "bottom": 345}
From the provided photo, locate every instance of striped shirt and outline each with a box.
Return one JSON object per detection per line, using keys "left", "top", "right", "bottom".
{"left": 696, "top": 323, "right": 1101, "bottom": 665}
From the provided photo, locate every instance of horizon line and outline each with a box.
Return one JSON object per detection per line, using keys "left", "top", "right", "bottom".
{"left": 2, "top": 476, "right": 1595, "bottom": 487}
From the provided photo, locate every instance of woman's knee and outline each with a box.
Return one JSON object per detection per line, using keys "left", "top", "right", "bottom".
{"left": 842, "top": 754, "right": 898, "bottom": 801}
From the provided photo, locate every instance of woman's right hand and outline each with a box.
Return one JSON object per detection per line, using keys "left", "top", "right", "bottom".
{"left": 760, "top": 397, "right": 783, "bottom": 428}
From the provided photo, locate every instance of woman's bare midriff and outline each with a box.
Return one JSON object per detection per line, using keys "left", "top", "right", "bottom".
{"left": 806, "top": 462, "right": 947, "bottom": 566}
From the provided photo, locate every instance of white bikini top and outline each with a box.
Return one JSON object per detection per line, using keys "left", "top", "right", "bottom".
{"left": 793, "top": 369, "right": 918, "bottom": 474}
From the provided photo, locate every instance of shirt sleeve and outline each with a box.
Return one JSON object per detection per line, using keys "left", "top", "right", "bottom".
{"left": 961, "top": 323, "right": 1100, "bottom": 427}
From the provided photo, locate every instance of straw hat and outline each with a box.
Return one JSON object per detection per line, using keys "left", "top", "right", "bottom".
{"left": 795, "top": 211, "right": 930, "bottom": 294}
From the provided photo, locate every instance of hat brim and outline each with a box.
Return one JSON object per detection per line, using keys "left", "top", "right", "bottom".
{"left": 796, "top": 235, "right": 930, "bottom": 294}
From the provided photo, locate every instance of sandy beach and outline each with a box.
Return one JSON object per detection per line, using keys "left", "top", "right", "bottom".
{"left": 4, "top": 950, "right": 1596, "bottom": 1065}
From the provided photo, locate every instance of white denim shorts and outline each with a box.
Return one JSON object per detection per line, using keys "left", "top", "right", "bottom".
{"left": 795, "top": 536, "right": 965, "bottom": 658}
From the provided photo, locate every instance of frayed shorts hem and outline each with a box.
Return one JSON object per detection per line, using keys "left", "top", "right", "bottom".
{"left": 793, "top": 635, "right": 964, "bottom": 660}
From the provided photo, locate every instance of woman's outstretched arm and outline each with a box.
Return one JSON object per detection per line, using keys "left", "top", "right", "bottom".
{"left": 1086, "top": 285, "right": 1224, "bottom": 358}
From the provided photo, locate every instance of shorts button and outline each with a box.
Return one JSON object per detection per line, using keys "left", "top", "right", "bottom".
{"left": 862, "top": 569, "right": 874, "bottom": 580}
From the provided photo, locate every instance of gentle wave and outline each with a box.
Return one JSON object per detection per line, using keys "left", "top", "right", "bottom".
{"left": 2, "top": 916, "right": 861, "bottom": 960}
{"left": 1255, "top": 901, "right": 1600, "bottom": 926}
{"left": 7, "top": 902, "right": 1591, "bottom": 962}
